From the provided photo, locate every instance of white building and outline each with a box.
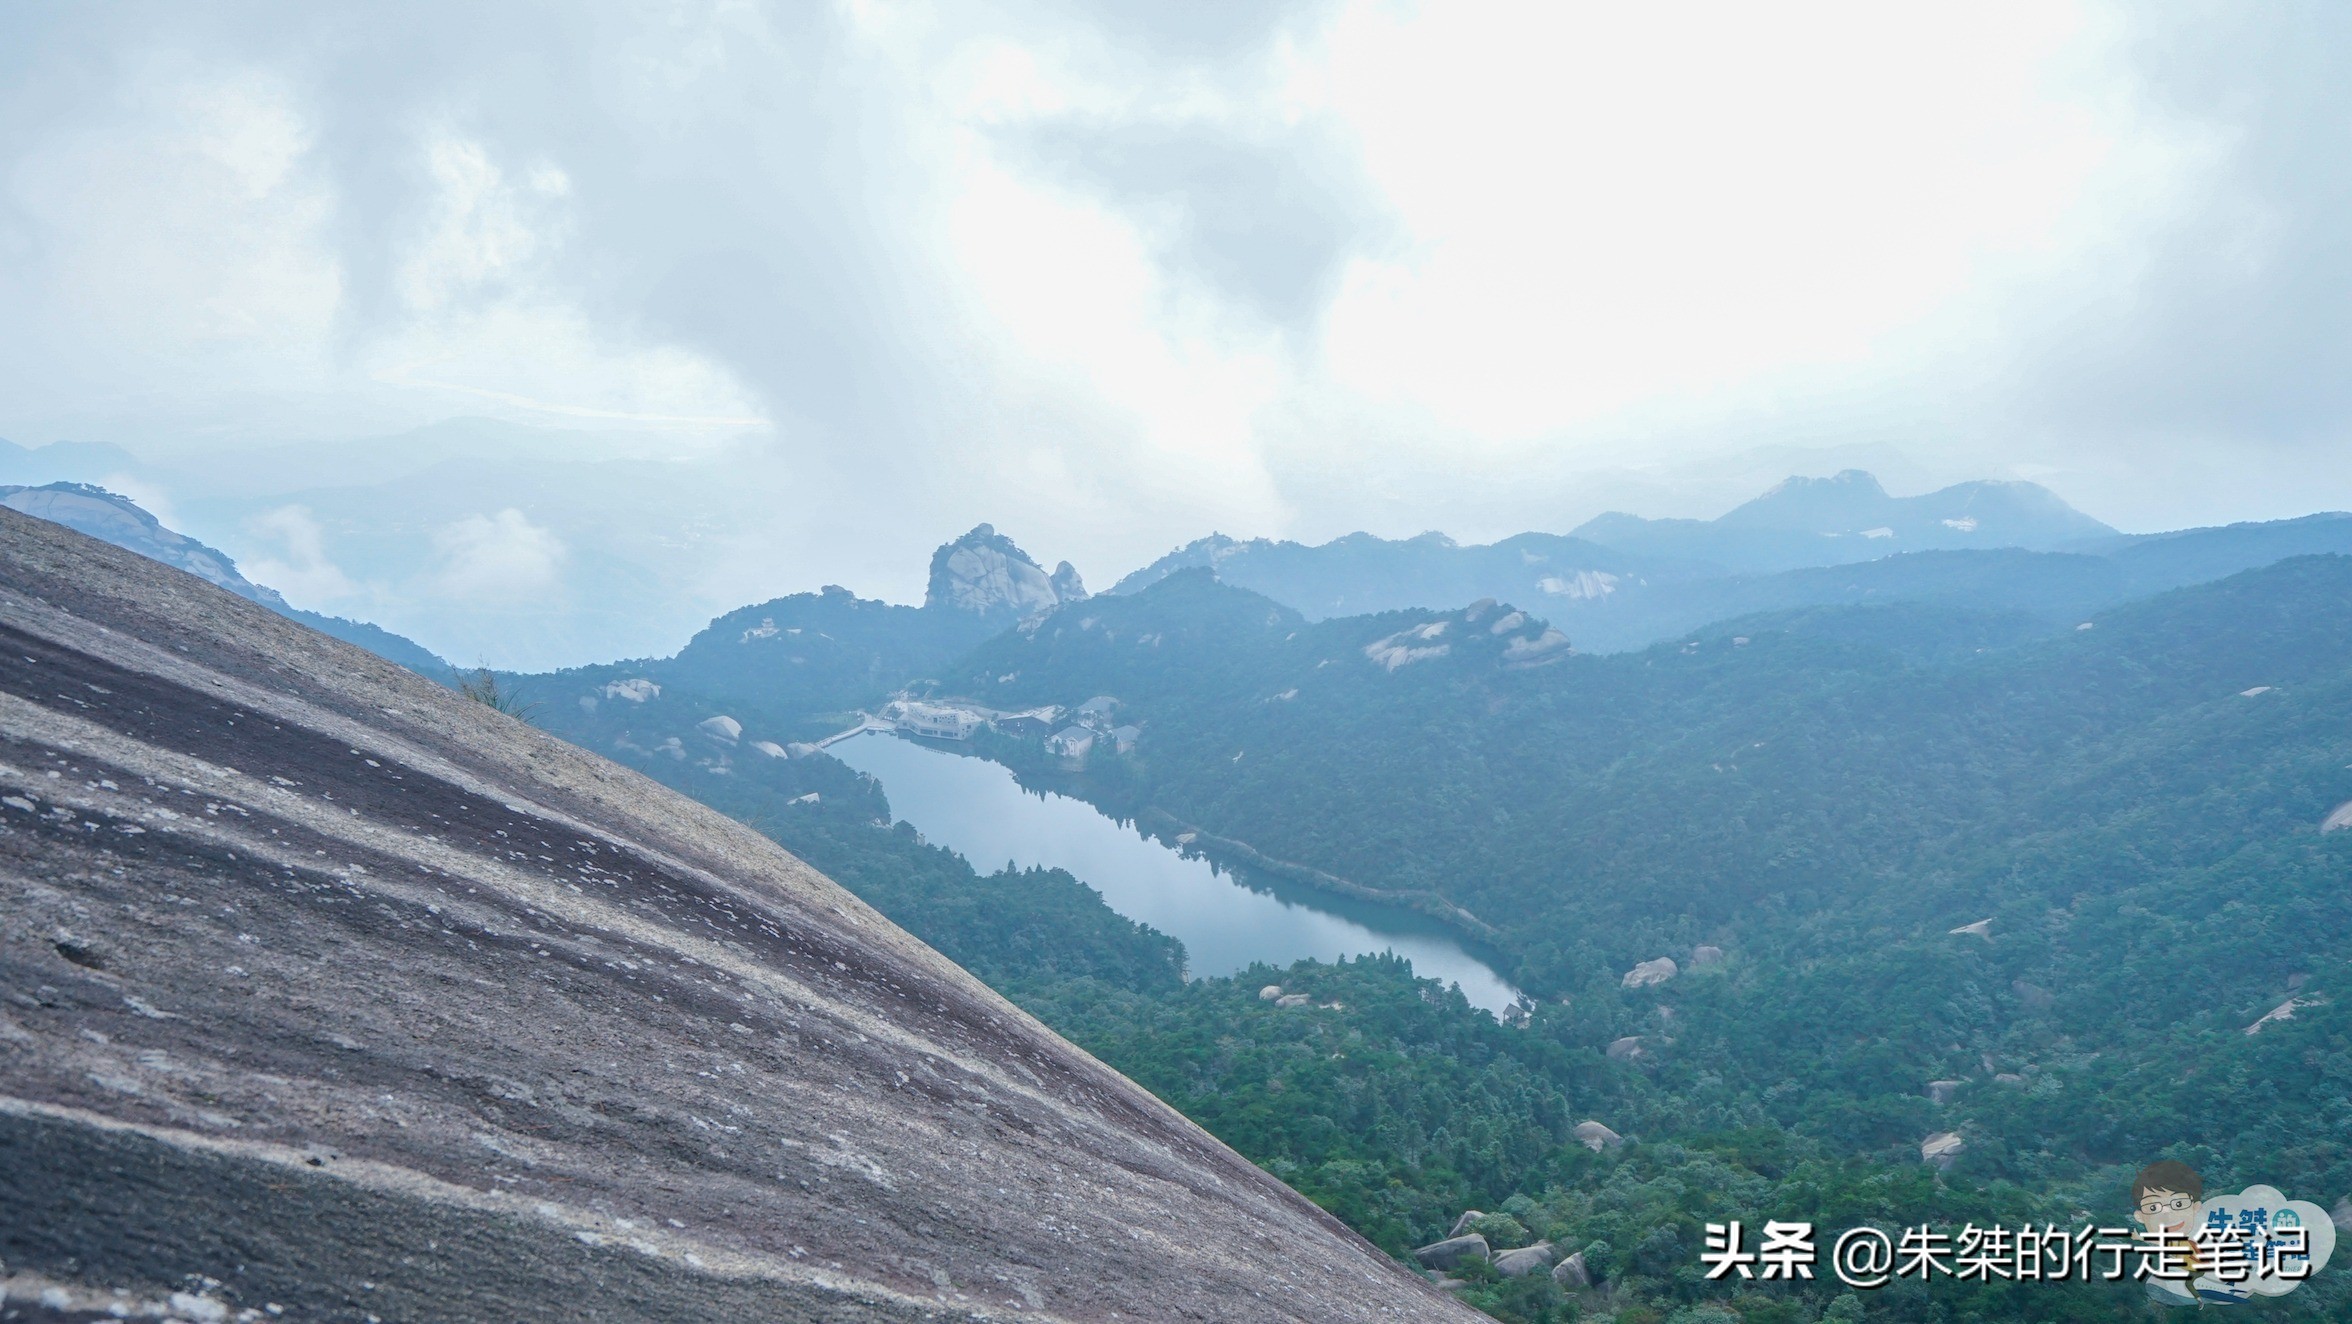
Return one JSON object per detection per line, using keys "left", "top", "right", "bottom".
{"left": 897, "top": 702, "right": 981, "bottom": 740}
{"left": 1047, "top": 726, "right": 1095, "bottom": 767}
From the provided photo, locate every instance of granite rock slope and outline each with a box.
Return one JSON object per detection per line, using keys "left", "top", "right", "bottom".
{"left": 0, "top": 509, "right": 1472, "bottom": 1324}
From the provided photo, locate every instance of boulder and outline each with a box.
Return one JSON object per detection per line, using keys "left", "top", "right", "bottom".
{"left": 1994, "top": 1073, "right": 2026, "bottom": 1086}
{"left": 1690, "top": 945, "right": 1725, "bottom": 968}
{"left": 696, "top": 715, "right": 742, "bottom": 743}
{"left": 1411, "top": 1234, "right": 1490, "bottom": 1271}
{"left": 1621, "top": 957, "right": 1677, "bottom": 989}
{"left": 1925, "top": 1079, "right": 1963, "bottom": 1105}
{"left": 1275, "top": 994, "right": 1312, "bottom": 1008}
{"left": 1258, "top": 985, "right": 1283, "bottom": 1001}
{"left": 1552, "top": 1252, "right": 1592, "bottom": 1291}
{"left": 1606, "top": 1036, "right": 1646, "bottom": 1062}
{"left": 1448, "top": 1210, "right": 1485, "bottom": 1239}
{"left": 1494, "top": 1242, "right": 1554, "bottom": 1278}
{"left": 1921, "top": 1131, "right": 1966, "bottom": 1169}
{"left": 2011, "top": 979, "right": 2052, "bottom": 1009}
{"left": 1572, "top": 1121, "right": 1623, "bottom": 1152}
{"left": 2331, "top": 1195, "right": 2351, "bottom": 1234}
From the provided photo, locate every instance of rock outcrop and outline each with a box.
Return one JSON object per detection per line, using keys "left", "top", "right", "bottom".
{"left": 1412, "top": 1236, "right": 1490, "bottom": 1272}
{"left": 924, "top": 524, "right": 1084, "bottom": 621}
{"left": 1606, "top": 1036, "right": 1647, "bottom": 1061}
{"left": 1926, "top": 1079, "right": 1963, "bottom": 1105}
{"left": 0, "top": 510, "right": 1473, "bottom": 1323}
{"left": 1690, "top": 945, "right": 1724, "bottom": 968}
{"left": 1620, "top": 957, "right": 1677, "bottom": 989}
{"left": 2246, "top": 996, "right": 2321, "bottom": 1034}
{"left": 1573, "top": 1121, "right": 1624, "bottom": 1151}
{"left": 1493, "top": 1243, "right": 1554, "bottom": 1277}
{"left": 1922, "top": 1132, "right": 1967, "bottom": 1169}
{"left": 1552, "top": 1252, "right": 1594, "bottom": 1290}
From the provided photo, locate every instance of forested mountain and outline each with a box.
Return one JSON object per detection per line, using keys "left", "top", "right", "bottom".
{"left": 525, "top": 524, "right": 1086, "bottom": 745}
{"left": 927, "top": 558, "right": 2352, "bottom": 1307}
{"left": 488, "top": 513, "right": 2352, "bottom": 1322}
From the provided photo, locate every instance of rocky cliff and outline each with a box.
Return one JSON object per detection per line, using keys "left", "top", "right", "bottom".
{"left": 924, "top": 525, "right": 1085, "bottom": 622}
{"left": 0, "top": 509, "right": 1469, "bottom": 1323}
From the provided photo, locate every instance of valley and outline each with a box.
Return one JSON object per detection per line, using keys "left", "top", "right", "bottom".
{"left": 14, "top": 476, "right": 2352, "bottom": 1324}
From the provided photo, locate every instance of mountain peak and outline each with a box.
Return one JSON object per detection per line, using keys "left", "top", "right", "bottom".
{"left": 924, "top": 523, "right": 1087, "bottom": 618}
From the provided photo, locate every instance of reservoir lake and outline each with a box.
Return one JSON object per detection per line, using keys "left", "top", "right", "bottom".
{"left": 831, "top": 733, "right": 1523, "bottom": 1014}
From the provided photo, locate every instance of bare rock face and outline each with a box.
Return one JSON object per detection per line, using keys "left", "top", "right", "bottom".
{"left": 1412, "top": 1236, "right": 1490, "bottom": 1271}
{"left": 1620, "top": 958, "right": 1677, "bottom": 989}
{"left": 0, "top": 481, "right": 281, "bottom": 608}
{"left": 1448, "top": 1210, "right": 1484, "bottom": 1239}
{"left": 1493, "top": 1243, "right": 1555, "bottom": 1277}
{"left": 1922, "top": 1132, "right": 1967, "bottom": 1169}
{"left": 1552, "top": 1252, "right": 1593, "bottom": 1290}
{"left": 1606, "top": 1036, "right": 1647, "bottom": 1062}
{"left": 1690, "top": 945, "right": 1725, "bottom": 968}
{"left": 1926, "top": 1079, "right": 1963, "bottom": 1105}
{"left": 923, "top": 524, "right": 1080, "bottom": 621}
{"left": 1572, "top": 1121, "right": 1624, "bottom": 1151}
{"left": 0, "top": 510, "right": 1473, "bottom": 1324}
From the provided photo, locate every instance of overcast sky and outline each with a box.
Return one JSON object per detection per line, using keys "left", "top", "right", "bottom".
{"left": 4, "top": 2, "right": 2350, "bottom": 664}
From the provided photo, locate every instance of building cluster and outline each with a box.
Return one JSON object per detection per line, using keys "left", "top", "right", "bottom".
{"left": 880, "top": 692, "right": 1140, "bottom": 771}
{"left": 1049, "top": 696, "right": 1139, "bottom": 769}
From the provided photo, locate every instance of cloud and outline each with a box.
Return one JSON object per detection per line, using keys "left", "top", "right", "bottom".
{"left": 5, "top": 0, "right": 2352, "bottom": 666}
{"left": 241, "top": 504, "right": 356, "bottom": 606}
{"left": 1010, "top": 116, "right": 1391, "bottom": 333}
{"left": 432, "top": 509, "right": 565, "bottom": 603}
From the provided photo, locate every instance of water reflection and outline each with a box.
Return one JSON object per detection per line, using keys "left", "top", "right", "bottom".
{"left": 831, "top": 733, "right": 1522, "bottom": 1014}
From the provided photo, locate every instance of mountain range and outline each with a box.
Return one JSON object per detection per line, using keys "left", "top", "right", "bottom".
{"left": 12, "top": 467, "right": 2352, "bottom": 1320}
{"left": 1110, "top": 474, "right": 2352, "bottom": 653}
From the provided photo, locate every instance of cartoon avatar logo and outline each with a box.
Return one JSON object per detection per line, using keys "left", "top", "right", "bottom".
{"left": 2133, "top": 1160, "right": 2338, "bottom": 1306}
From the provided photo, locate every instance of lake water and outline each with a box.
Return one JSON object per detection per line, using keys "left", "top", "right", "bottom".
{"left": 831, "top": 733, "right": 1522, "bottom": 1014}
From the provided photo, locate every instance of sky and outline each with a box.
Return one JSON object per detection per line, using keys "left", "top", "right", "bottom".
{"left": 3, "top": 1, "right": 2350, "bottom": 667}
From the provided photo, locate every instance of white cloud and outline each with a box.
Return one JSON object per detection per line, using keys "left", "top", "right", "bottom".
{"left": 1, "top": 0, "right": 2347, "bottom": 665}
{"left": 241, "top": 504, "right": 356, "bottom": 606}
{"left": 432, "top": 509, "right": 566, "bottom": 603}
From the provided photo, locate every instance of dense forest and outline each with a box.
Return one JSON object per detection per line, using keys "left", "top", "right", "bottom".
{"left": 516, "top": 554, "right": 2352, "bottom": 1321}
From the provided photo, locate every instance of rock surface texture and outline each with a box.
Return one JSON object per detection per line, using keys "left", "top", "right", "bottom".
{"left": 923, "top": 525, "right": 1084, "bottom": 622}
{"left": 0, "top": 510, "right": 1472, "bottom": 1324}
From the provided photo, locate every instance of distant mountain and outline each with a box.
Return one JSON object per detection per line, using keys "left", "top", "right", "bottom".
{"left": 0, "top": 437, "right": 143, "bottom": 486}
{"left": 1573, "top": 470, "right": 2117, "bottom": 573}
{"left": 1108, "top": 529, "right": 1699, "bottom": 623}
{"left": 0, "top": 481, "right": 451, "bottom": 677}
{"left": 1106, "top": 474, "right": 2352, "bottom": 655}
{"left": 1, "top": 482, "right": 283, "bottom": 607}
